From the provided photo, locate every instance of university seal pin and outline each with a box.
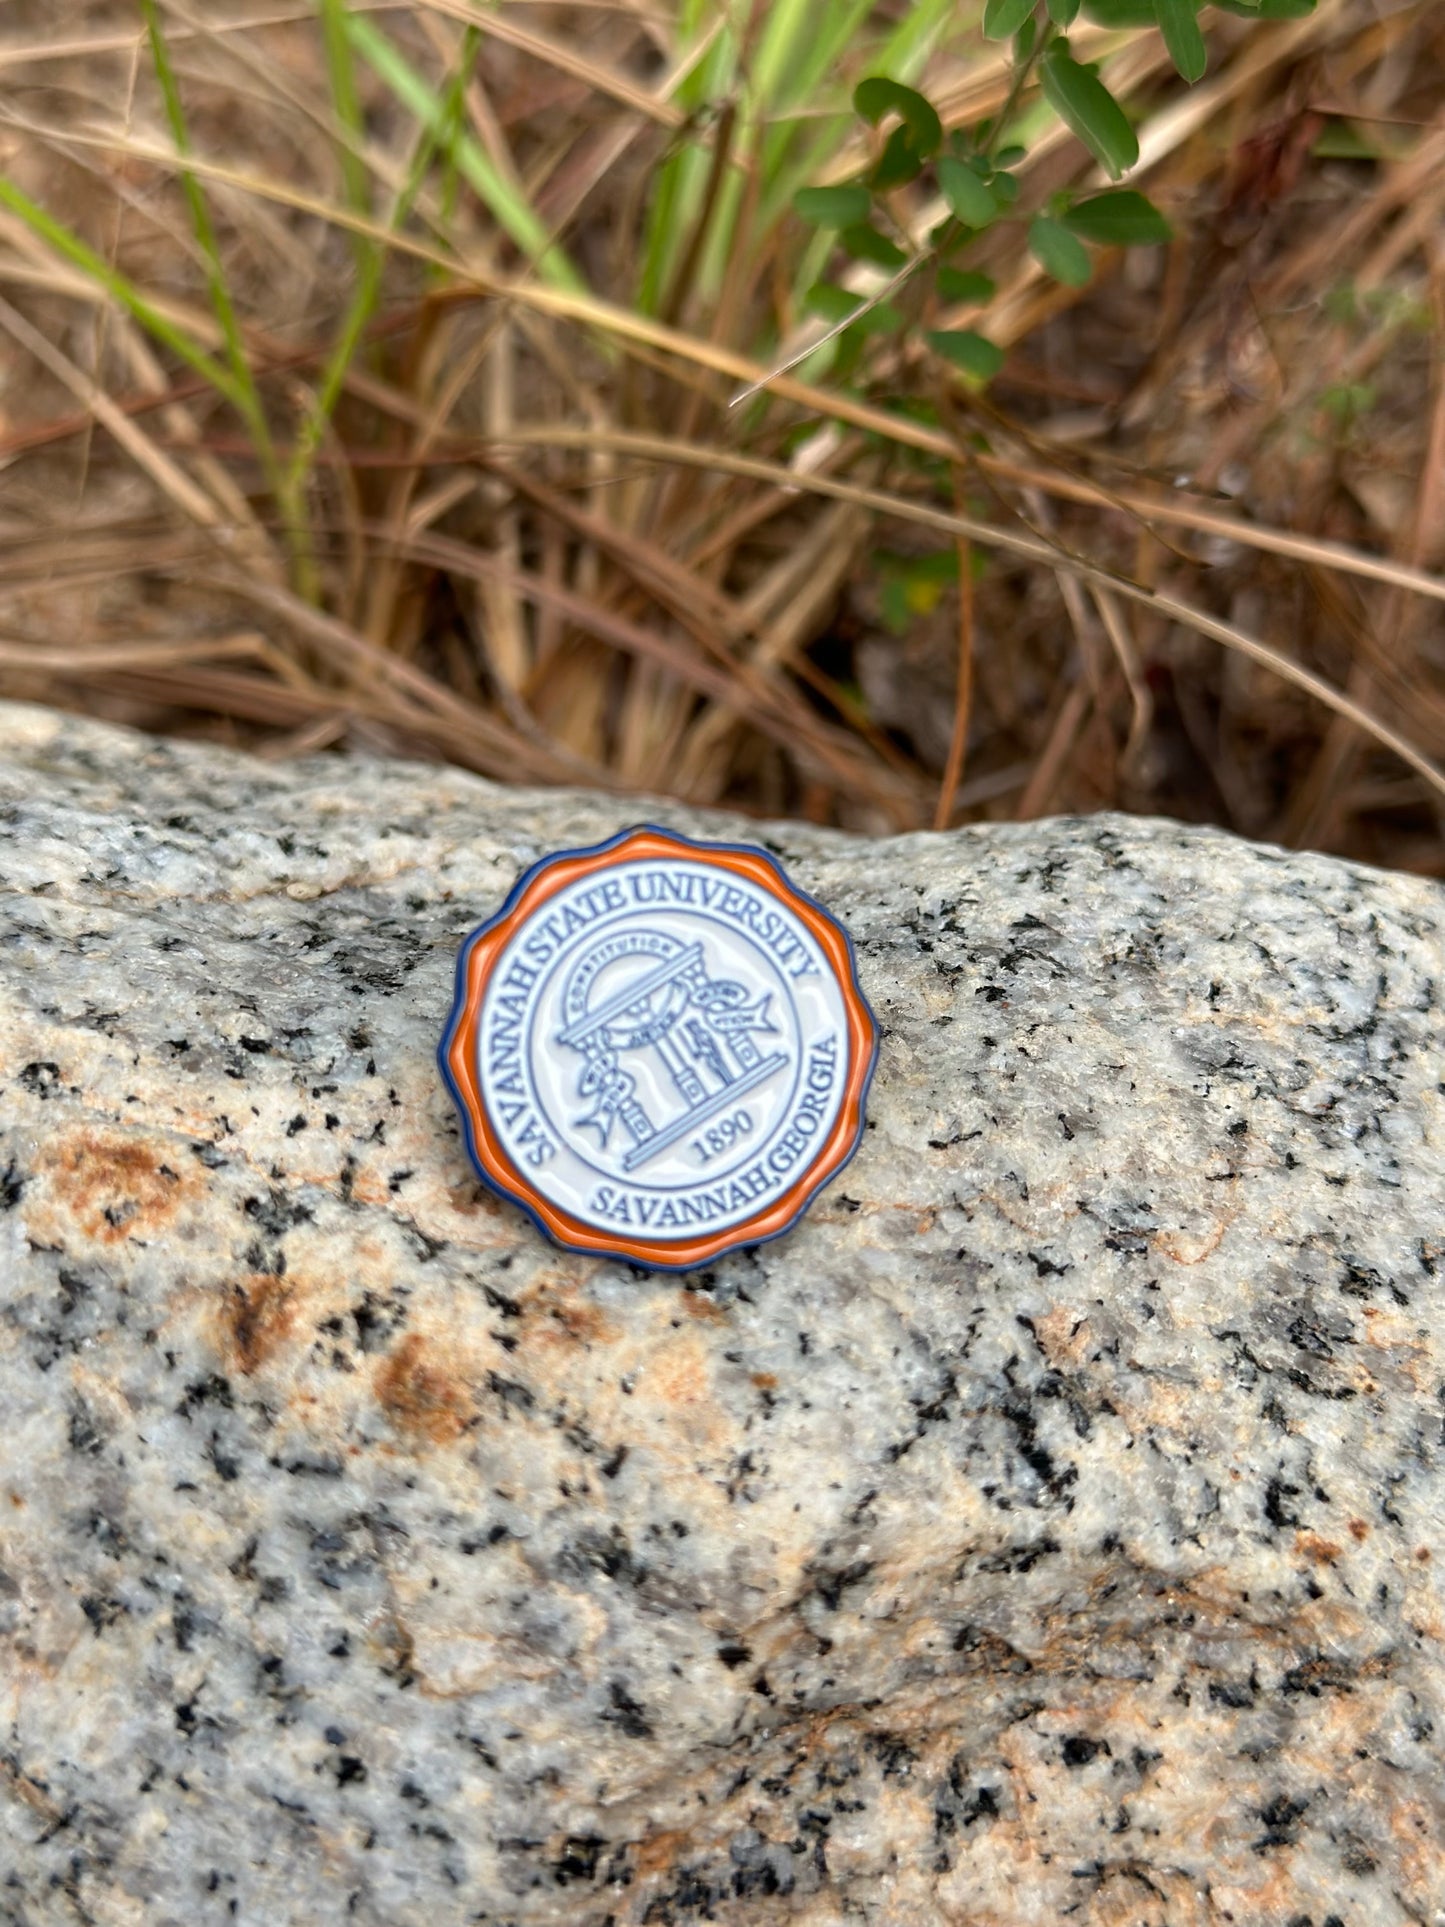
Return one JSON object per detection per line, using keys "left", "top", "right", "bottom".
{"left": 439, "top": 826, "right": 877, "bottom": 1270}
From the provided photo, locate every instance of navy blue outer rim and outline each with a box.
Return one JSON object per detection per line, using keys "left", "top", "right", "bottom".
{"left": 436, "top": 823, "right": 879, "bottom": 1275}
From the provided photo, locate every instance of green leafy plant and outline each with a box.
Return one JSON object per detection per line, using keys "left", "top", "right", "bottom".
{"left": 792, "top": 0, "right": 1317, "bottom": 392}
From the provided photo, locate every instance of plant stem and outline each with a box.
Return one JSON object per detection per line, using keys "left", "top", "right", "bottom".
{"left": 983, "top": 18, "right": 1056, "bottom": 164}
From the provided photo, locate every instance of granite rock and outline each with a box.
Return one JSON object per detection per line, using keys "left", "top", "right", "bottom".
{"left": 1, "top": 701, "right": 1443, "bottom": 1927}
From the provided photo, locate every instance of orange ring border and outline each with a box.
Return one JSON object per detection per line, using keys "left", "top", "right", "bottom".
{"left": 440, "top": 827, "right": 876, "bottom": 1270}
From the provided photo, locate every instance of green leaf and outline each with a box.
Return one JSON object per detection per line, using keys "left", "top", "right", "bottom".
{"left": 926, "top": 328, "right": 1006, "bottom": 379}
{"left": 1040, "top": 49, "right": 1139, "bottom": 178}
{"left": 1029, "top": 214, "right": 1092, "bottom": 285}
{"left": 876, "top": 548, "right": 973, "bottom": 629}
{"left": 904, "top": 550, "right": 963, "bottom": 585}
{"left": 994, "top": 144, "right": 1028, "bottom": 166}
{"left": 1311, "top": 120, "right": 1380, "bottom": 161}
{"left": 831, "top": 328, "right": 868, "bottom": 385}
{"left": 1213, "top": 0, "right": 1311, "bottom": 13}
{"left": 989, "top": 169, "right": 1021, "bottom": 206}
{"left": 937, "top": 154, "right": 998, "bottom": 226}
{"left": 853, "top": 77, "right": 942, "bottom": 156}
{"left": 1063, "top": 188, "right": 1172, "bottom": 243}
{"left": 982, "top": 0, "right": 1036, "bottom": 40}
{"left": 880, "top": 577, "right": 912, "bottom": 633}
{"left": 937, "top": 267, "right": 997, "bottom": 302}
{"left": 873, "top": 396, "right": 944, "bottom": 433}
{"left": 1047, "top": 0, "right": 1082, "bottom": 21}
{"left": 1156, "top": 0, "right": 1207, "bottom": 82}
{"left": 803, "top": 285, "right": 901, "bottom": 334}
{"left": 1081, "top": 0, "right": 1157, "bottom": 21}
{"left": 839, "top": 223, "right": 909, "bottom": 268}
{"left": 794, "top": 184, "right": 872, "bottom": 227}
{"left": 804, "top": 283, "right": 867, "bottom": 323}
{"left": 873, "top": 123, "right": 925, "bottom": 190}
{"left": 901, "top": 565, "right": 953, "bottom": 616}
{"left": 1320, "top": 380, "right": 1375, "bottom": 425}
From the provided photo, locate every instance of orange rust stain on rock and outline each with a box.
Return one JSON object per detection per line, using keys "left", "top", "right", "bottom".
{"left": 681, "top": 1291, "right": 727, "bottom": 1325}
{"left": 447, "top": 1178, "right": 503, "bottom": 1219}
{"left": 1385, "top": 1795, "right": 1442, "bottom": 1907}
{"left": 649, "top": 1334, "right": 712, "bottom": 1411}
{"left": 1348, "top": 1518, "right": 1370, "bottom": 1542}
{"left": 1152, "top": 1218, "right": 1230, "bottom": 1265}
{"left": 37, "top": 1127, "right": 193, "bottom": 1245}
{"left": 1295, "top": 1531, "right": 1343, "bottom": 1565}
{"left": 526, "top": 1281, "right": 618, "bottom": 1350}
{"left": 1032, "top": 1305, "right": 1091, "bottom": 1368}
{"left": 631, "top": 1830, "right": 688, "bottom": 1882}
{"left": 225, "top": 1275, "right": 298, "bottom": 1375}
{"left": 375, "top": 1334, "right": 473, "bottom": 1444}
{"left": 1070, "top": 1862, "right": 1180, "bottom": 1927}
{"left": 349, "top": 1169, "right": 392, "bottom": 1208}
{"left": 750, "top": 1372, "right": 778, "bottom": 1391}
{"left": 548, "top": 1299, "right": 618, "bottom": 1347}
{"left": 1415, "top": 1545, "right": 1431, "bottom": 1563}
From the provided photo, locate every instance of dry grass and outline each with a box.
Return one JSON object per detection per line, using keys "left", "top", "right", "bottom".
{"left": 0, "top": 0, "right": 1442, "bottom": 872}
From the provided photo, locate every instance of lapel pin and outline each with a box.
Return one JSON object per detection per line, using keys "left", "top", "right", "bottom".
{"left": 439, "top": 826, "right": 877, "bottom": 1271}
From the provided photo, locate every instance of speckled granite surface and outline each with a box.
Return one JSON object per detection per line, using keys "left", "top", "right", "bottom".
{"left": 1, "top": 701, "right": 1443, "bottom": 1927}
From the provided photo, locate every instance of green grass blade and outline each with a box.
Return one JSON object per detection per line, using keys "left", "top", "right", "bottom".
{"left": 638, "top": 27, "right": 738, "bottom": 315}
{"left": 752, "top": 0, "right": 956, "bottom": 257}
{"left": 709, "top": 0, "right": 869, "bottom": 308}
{"left": 642, "top": 0, "right": 955, "bottom": 320}
{"left": 647, "top": 0, "right": 878, "bottom": 314}
{"left": 436, "top": 24, "right": 480, "bottom": 233}
{"left": 344, "top": 12, "right": 584, "bottom": 293}
{"left": 0, "top": 173, "right": 240, "bottom": 405}
{"left": 319, "top": 0, "right": 373, "bottom": 273}
{"left": 751, "top": 0, "right": 849, "bottom": 105}
{"left": 872, "top": 0, "right": 962, "bottom": 80}
{"left": 139, "top": 0, "right": 278, "bottom": 476}
{"left": 287, "top": 23, "right": 483, "bottom": 496}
